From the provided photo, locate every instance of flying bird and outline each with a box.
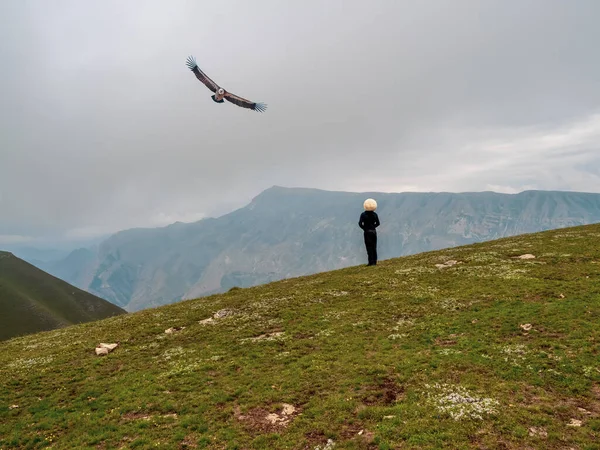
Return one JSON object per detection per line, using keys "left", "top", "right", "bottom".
{"left": 185, "top": 55, "right": 267, "bottom": 113}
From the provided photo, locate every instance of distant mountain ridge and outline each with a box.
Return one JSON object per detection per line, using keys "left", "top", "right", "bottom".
{"left": 0, "top": 251, "right": 126, "bottom": 341}
{"left": 38, "top": 187, "right": 600, "bottom": 311}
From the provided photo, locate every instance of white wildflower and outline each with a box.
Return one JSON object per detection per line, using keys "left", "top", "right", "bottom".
{"left": 388, "top": 333, "right": 408, "bottom": 340}
{"left": 8, "top": 356, "right": 54, "bottom": 370}
{"left": 314, "top": 439, "right": 335, "bottom": 450}
{"left": 423, "top": 383, "right": 499, "bottom": 420}
{"left": 439, "top": 348, "right": 462, "bottom": 355}
{"left": 316, "top": 329, "right": 334, "bottom": 337}
{"left": 325, "top": 290, "right": 349, "bottom": 297}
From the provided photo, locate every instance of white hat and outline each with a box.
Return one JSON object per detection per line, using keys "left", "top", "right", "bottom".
{"left": 363, "top": 198, "right": 377, "bottom": 211}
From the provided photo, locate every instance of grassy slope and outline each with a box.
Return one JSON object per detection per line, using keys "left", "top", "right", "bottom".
{"left": 1, "top": 225, "right": 599, "bottom": 449}
{"left": 0, "top": 252, "right": 126, "bottom": 341}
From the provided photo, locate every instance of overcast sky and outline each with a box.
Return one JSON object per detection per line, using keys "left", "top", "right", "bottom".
{"left": 2, "top": 0, "right": 600, "bottom": 246}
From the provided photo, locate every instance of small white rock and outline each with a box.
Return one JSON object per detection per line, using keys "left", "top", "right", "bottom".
{"left": 95, "top": 347, "right": 109, "bottom": 356}
{"left": 435, "top": 260, "right": 460, "bottom": 269}
{"left": 99, "top": 343, "right": 118, "bottom": 351}
{"left": 165, "top": 327, "right": 185, "bottom": 334}
{"left": 567, "top": 418, "right": 582, "bottom": 427}
{"left": 95, "top": 342, "right": 118, "bottom": 355}
{"left": 516, "top": 254, "right": 536, "bottom": 259}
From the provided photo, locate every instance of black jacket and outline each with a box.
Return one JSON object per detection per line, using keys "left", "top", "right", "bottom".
{"left": 359, "top": 211, "right": 380, "bottom": 231}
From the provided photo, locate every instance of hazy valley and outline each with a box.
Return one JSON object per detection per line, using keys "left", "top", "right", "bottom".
{"left": 13, "top": 186, "right": 600, "bottom": 312}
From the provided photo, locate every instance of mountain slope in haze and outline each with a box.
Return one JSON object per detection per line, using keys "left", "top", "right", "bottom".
{"left": 82, "top": 187, "right": 600, "bottom": 310}
{"left": 1, "top": 225, "right": 599, "bottom": 449}
{"left": 0, "top": 251, "right": 126, "bottom": 341}
{"left": 42, "top": 247, "right": 99, "bottom": 291}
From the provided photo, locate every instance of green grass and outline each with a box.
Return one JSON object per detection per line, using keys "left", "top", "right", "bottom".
{"left": 0, "top": 252, "right": 126, "bottom": 341}
{"left": 1, "top": 224, "right": 600, "bottom": 449}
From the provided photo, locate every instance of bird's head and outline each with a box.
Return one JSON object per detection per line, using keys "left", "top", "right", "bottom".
{"left": 218, "top": 88, "right": 224, "bottom": 95}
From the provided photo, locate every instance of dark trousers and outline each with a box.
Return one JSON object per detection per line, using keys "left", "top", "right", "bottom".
{"left": 364, "top": 230, "right": 377, "bottom": 265}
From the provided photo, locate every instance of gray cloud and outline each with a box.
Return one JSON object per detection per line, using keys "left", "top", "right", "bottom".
{"left": 2, "top": 0, "right": 600, "bottom": 243}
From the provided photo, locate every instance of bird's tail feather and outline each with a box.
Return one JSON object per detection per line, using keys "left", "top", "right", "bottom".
{"left": 254, "top": 102, "right": 267, "bottom": 113}
{"left": 186, "top": 55, "right": 197, "bottom": 70}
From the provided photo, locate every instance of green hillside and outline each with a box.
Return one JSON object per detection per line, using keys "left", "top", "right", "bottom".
{"left": 0, "top": 251, "right": 126, "bottom": 341}
{"left": 1, "top": 225, "right": 599, "bottom": 449}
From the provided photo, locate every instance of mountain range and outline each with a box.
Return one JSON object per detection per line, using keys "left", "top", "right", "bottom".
{"left": 14, "top": 186, "right": 600, "bottom": 311}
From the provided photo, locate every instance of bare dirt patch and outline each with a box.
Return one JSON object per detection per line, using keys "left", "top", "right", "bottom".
{"left": 302, "top": 430, "right": 329, "bottom": 450}
{"left": 516, "top": 385, "right": 600, "bottom": 423}
{"left": 360, "top": 377, "right": 404, "bottom": 406}
{"left": 435, "top": 333, "right": 461, "bottom": 347}
{"left": 435, "top": 337, "right": 458, "bottom": 347}
{"left": 339, "top": 424, "right": 377, "bottom": 448}
{"left": 179, "top": 435, "right": 198, "bottom": 449}
{"left": 590, "top": 383, "right": 600, "bottom": 413}
{"left": 234, "top": 403, "right": 301, "bottom": 433}
{"left": 121, "top": 411, "right": 151, "bottom": 421}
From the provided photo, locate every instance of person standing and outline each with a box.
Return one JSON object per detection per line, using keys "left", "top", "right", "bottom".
{"left": 358, "top": 198, "right": 380, "bottom": 266}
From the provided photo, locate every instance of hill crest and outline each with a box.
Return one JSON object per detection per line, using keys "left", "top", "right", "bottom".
{"left": 0, "top": 250, "right": 126, "bottom": 341}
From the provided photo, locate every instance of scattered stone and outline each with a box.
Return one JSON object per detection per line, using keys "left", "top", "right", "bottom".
{"left": 435, "top": 260, "right": 460, "bottom": 269}
{"left": 165, "top": 326, "right": 185, "bottom": 334}
{"left": 578, "top": 407, "right": 592, "bottom": 415}
{"left": 265, "top": 403, "right": 297, "bottom": 427}
{"left": 567, "top": 418, "right": 582, "bottom": 427}
{"left": 358, "top": 430, "right": 364, "bottom": 435}
{"left": 520, "top": 323, "right": 533, "bottom": 331}
{"left": 9, "top": 405, "right": 18, "bottom": 410}
{"left": 559, "top": 293, "right": 565, "bottom": 299}
{"left": 199, "top": 309, "right": 234, "bottom": 324}
{"left": 214, "top": 309, "right": 233, "bottom": 319}
{"left": 95, "top": 342, "right": 118, "bottom": 356}
{"left": 528, "top": 427, "right": 547, "bottom": 437}
{"left": 515, "top": 254, "right": 536, "bottom": 259}
{"left": 383, "top": 415, "right": 396, "bottom": 419}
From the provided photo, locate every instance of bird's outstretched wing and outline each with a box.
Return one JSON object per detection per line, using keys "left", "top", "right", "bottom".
{"left": 186, "top": 56, "right": 219, "bottom": 93}
{"left": 223, "top": 91, "right": 267, "bottom": 113}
